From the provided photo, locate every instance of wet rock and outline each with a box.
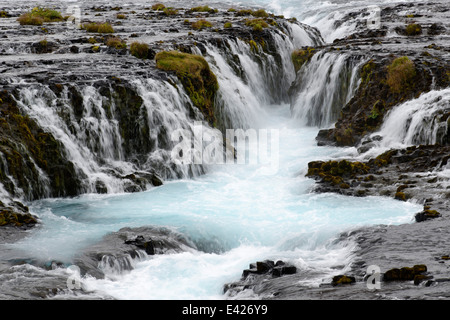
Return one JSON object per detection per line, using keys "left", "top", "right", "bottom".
{"left": 74, "top": 226, "right": 196, "bottom": 278}
{"left": 383, "top": 265, "right": 428, "bottom": 282}
{"left": 224, "top": 259, "right": 297, "bottom": 295}
{"left": 415, "top": 209, "right": 441, "bottom": 222}
{"left": 331, "top": 275, "right": 356, "bottom": 286}
{"left": 0, "top": 200, "right": 37, "bottom": 228}
{"left": 124, "top": 235, "right": 155, "bottom": 255}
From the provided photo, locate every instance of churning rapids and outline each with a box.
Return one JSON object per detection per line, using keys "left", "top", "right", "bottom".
{"left": 0, "top": 0, "right": 439, "bottom": 300}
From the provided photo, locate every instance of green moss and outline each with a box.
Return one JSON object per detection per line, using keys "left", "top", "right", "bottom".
{"left": 291, "top": 47, "right": 315, "bottom": 73}
{"left": 106, "top": 37, "right": 127, "bottom": 49}
{"left": 361, "top": 59, "right": 375, "bottom": 84}
{"left": 386, "top": 56, "right": 416, "bottom": 94}
{"left": 236, "top": 9, "right": 254, "bottom": 16}
{"left": 248, "top": 40, "right": 258, "bottom": 52}
{"left": 155, "top": 51, "right": 219, "bottom": 125}
{"left": 245, "top": 18, "right": 269, "bottom": 32}
{"left": 17, "top": 13, "right": 43, "bottom": 25}
{"left": 163, "top": 7, "right": 178, "bottom": 15}
{"left": 405, "top": 23, "right": 422, "bottom": 36}
{"left": 252, "top": 9, "right": 269, "bottom": 18}
{"left": 307, "top": 159, "right": 369, "bottom": 188}
{"left": 394, "top": 191, "right": 406, "bottom": 201}
{"left": 82, "top": 22, "right": 114, "bottom": 33}
{"left": 192, "top": 19, "right": 213, "bottom": 30}
{"left": 17, "top": 7, "right": 64, "bottom": 25}
{"left": 224, "top": 22, "right": 232, "bottom": 28}
{"left": 92, "top": 45, "right": 100, "bottom": 52}
{"left": 116, "top": 13, "right": 126, "bottom": 19}
{"left": 191, "top": 5, "right": 213, "bottom": 12}
{"left": 151, "top": 3, "right": 166, "bottom": 11}
{"left": 130, "top": 42, "right": 149, "bottom": 59}
{"left": 0, "top": 10, "right": 9, "bottom": 18}
{"left": 332, "top": 275, "right": 355, "bottom": 286}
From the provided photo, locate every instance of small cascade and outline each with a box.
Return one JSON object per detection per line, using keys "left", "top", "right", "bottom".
{"left": 365, "top": 88, "right": 450, "bottom": 150}
{"left": 98, "top": 251, "right": 148, "bottom": 279}
{"left": 290, "top": 51, "right": 363, "bottom": 128}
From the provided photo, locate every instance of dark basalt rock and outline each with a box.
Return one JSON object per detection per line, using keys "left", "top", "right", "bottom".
{"left": 415, "top": 209, "right": 441, "bottom": 222}
{"left": 0, "top": 200, "right": 37, "bottom": 228}
{"left": 224, "top": 259, "right": 297, "bottom": 295}
{"left": 383, "top": 265, "right": 428, "bottom": 282}
{"left": 331, "top": 275, "right": 356, "bottom": 286}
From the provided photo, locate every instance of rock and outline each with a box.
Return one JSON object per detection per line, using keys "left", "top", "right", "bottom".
{"left": 331, "top": 275, "right": 356, "bottom": 286}
{"left": 415, "top": 209, "right": 441, "bottom": 222}
{"left": 225, "top": 259, "right": 297, "bottom": 295}
{"left": 383, "top": 265, "right": 428, "bottom": 281}
{"left": 0, "top": 200, "right": 38, "bottom": 228}
{"left": 124, "top": 235, "right": 155, "bottom": 255}
{"left": 73, "top": 226, "right": 196, "bottom": 278}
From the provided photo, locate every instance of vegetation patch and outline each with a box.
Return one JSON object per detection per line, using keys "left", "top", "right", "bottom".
{"left": 106, "top": 37, "right": 127, "bottom": 49}
{"left": 291, "top": 47, "right": 316, "bottom": 73}
{"left": 151, "top": 3, "right": 166, "bottom": 11}
{"left": 252, "top": 9, "right": 269, "bottom": 18}
{"left": 192, "top": 19, "right": 213, "bottom": 30}
{"left": 307, "top": 159, "right": 370, "bottom": 187}
{"left": 405, "top": 23, "right": 422, "bottom": 36}
{"left": 82, "top": 22, "right": 115, "bottom": 33}
{"left": 245, "top": 18, "right": 269, "bottom": 32}
{"left": 116, "top": 13, "right": 126, "bottom": 19}
{"left": 386, "top": 56, "right": 416, "bottom": 94}
{"left": 224, "top": 22, "right": 232, "bottom": 28}
{"left": 190, "top": 6, "right": 215, "bottom": 13}
{"left": 17, "top": 7, "right": 63, "bottom": 26}
{"left": 155, "top": 51, "right": 219, "bottom": 125}
{"left": 163, "top": 7, "right": 178, "bottom": 15}
{"left": 130, "top": 42, "right": 150, "bottom": 59}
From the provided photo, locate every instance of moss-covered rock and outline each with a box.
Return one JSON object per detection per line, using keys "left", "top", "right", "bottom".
{"left": 155, "top": 51, "right": 219, "bottom": 126}
{"left": 0, "top": 90, "right": 81, "bottom": 200}
{"left": 415, "top": 209, "right": 441, "bottom": 222}
{"left": 332, "top": 275, "right": 356, "bottom": 286}
{"left": 291, "top": 47, "right": 316, "bottom": 73}
{"left": 383, "top": 265, "right": 427, "bottom": 281}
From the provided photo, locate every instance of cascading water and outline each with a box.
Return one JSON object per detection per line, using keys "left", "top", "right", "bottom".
{"left": 0, "top": 0, "right": 437, "bottom": 301}
{"left": 359, "top": 88, "right": 450, "bottom": 156}
{"left": 290, "top": 51, "right": 363, "bottom": 128}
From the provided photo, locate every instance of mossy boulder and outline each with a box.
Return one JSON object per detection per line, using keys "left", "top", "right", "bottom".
{"left": 386, "top": 56, "right": 416, "bottom": 94}
{"left": 415, "top": 209, "right": 441, "bottom": 222}
{"left": 383, "top": 265, "right": 427, "bottom": 281}
{"left": 332, "top": 275, "right": 356, "bottom": 286}
{"left": 155, "top": 51, "right": 219, "bottom": 125}
{"left": 307, "top": 159, "right": 369, "bottom": 187}
{"left": 0, "top": 200, "right": 38, "bottom": 227}
{"left": 291, "top": 47, "right": 316, "bottom": 73}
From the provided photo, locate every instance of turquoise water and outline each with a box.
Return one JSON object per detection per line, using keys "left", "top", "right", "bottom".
{"left": 1, "top": 0, "right": 426, "bottom": 300}
{"left": 7, "top": 104, "right": 421, "bottom": 299}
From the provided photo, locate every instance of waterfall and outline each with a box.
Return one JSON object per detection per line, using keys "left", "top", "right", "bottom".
{"left": 2, "top": 20, "right": 322, "bottom": 200}
{"left": 367, "top": 88, "right": 450, "bottom": 150}
{"left": 290, "top": 51, "right": 363, "bottom": 128}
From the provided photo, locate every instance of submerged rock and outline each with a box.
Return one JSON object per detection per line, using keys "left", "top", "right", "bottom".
{"left": 74, "top": 226, "right": 197, "bottom": 279}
